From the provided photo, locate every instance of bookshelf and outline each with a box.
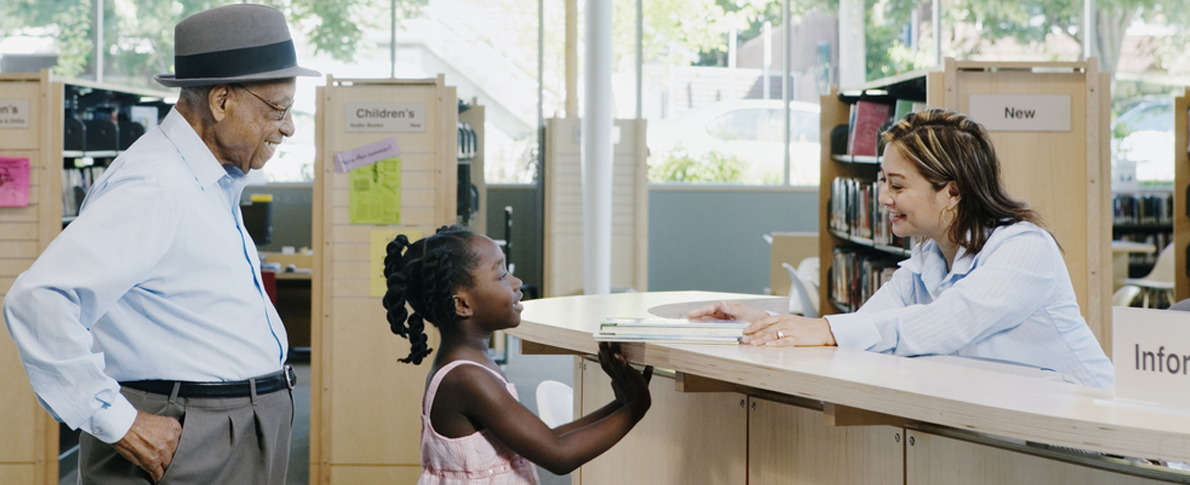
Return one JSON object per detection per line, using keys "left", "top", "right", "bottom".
{"left": 0, "top": 70, "right": 173, "bottom": 485}
{"left": 1111, "top": 189, "right": 1172, "bottom": 278}
{"left": 1174, "top": 89, "right": 1190, "bottom": 302}
{"left": 311, "top": 75, "right": 458, "bottom": 483}
{"left": 817, "top": 59, "right": 1113, "bottom": 352}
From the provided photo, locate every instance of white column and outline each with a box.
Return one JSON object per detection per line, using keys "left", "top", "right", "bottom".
{"left": 838, "top": 0, "right": 865, "bottom": 87}
{"left": 93, "top": 0, "right": 104, "bottom": 82}
{"left": 582, "top": 0, "right": 613, "bottom": 295}
{"left": 1083, "top": 0, "right": 1096, "bottom": 60}
{"left": 932, "top": 0, "right": 942, "bottom": 66}
{"left": 763, "top": 21, "right": 772, "bottom": 99}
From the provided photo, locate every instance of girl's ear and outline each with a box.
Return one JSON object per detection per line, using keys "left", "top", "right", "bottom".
{"left": 453, "top": 293, "right": 474, "bottom": 318}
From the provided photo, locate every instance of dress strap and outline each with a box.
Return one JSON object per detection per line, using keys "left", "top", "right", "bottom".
{"left": 423, "top": 360, "right": 508, "bottom": 413}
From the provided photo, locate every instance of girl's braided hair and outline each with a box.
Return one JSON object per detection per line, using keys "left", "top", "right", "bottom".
{"left": 381, "top": 225, "right": 478, "bottom": 364}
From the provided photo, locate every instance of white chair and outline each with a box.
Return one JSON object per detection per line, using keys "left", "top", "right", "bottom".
{"left": 1112, "top": 285, "right": 1141, "bottom": 307}
{"left": 535, "top": 380, "right": 573, "bottom": 428}
{"left": 1124, "top": 243, "right": 1175, "bottom": 308}
{"left": 782, "top": 259, "right": 819, "bottom": 318}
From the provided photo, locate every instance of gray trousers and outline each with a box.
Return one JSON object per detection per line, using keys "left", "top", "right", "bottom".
{"left": 78, "top": 386, "right": 293, "bottom": 485}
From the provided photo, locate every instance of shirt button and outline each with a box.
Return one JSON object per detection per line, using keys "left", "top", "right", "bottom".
{"left": 93, "top": 427, "right": 102, "bottom": 435}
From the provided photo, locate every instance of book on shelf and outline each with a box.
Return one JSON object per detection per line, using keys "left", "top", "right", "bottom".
{"left": 593, "top": 318, "right": 747, "bottom": 344}
{"left": 893, "top": 99, "right": 927, "bottom": 123}
{"left": 847, "top": 101, "right": 891, "bottom": 157}
{"left": 829, "top": 176, "right": 910, "bottom": 250}
{"left": 1111, "top": 192, "right": 1172, "bottom": 226}
{"left": 830, "top": 247, "right": 900, "bottom": 310}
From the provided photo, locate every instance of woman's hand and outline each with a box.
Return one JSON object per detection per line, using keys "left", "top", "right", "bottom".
{"left": 686, "top": 300, "right": 768, "bottom": 323}
{"left": 597, "top": 342, "right": 652, "bottom": 416}
{"left": 741, "top": 314, "right": 837, "bottom": 347}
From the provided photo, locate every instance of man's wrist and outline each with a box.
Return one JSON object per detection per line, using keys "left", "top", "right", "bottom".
{"left": 87, "top": 396, "right": 139, "bottom": 444}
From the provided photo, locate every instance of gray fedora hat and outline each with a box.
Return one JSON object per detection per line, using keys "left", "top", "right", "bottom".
{"left": 155, "top": 4, "right": 320, "bottom": 88}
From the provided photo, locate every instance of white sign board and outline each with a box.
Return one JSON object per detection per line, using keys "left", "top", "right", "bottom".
{"left": 346, "top": 103, "right": 426, "bottom": 133}
{"left": 968, "top": 94, "right": 1070, "bottom": 132}
{"left": 0, "top": 99, "right": 30, "bottom": 129}
{"left": 1113, "top": 307, "right": 1190, "bottom": 408}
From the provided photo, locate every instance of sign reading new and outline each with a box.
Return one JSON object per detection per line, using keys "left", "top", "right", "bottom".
{"left": 968, "top": 94, "right": 1071, "bottom": 132}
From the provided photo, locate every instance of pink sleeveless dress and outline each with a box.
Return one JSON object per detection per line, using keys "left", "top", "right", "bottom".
{"left": 418, "top": 360, "right": 542, "bottom": 485}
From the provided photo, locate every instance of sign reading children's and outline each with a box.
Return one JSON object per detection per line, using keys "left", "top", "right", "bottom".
{"left": 346, "top": 103, "right": 426, "bottom": 133}
{"left": 0, "top": 99, "right": 30, "bottom": 129}
{"left": 1113, "top": 307, "right": 1190, "bottom": 408}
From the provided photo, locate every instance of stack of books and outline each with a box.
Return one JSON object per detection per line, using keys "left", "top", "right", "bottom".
{"left": 593, "top": 318, "right": 748, "bottom": 344}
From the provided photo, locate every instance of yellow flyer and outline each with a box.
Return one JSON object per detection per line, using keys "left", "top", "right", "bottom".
{"left": 350, "top": 156, "right": 402, "bottom": 224}
{"left": 370, "top": 228, "right": 422, "bottom": 297}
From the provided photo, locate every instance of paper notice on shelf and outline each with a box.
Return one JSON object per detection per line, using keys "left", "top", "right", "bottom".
{"left": 370, "top": 228, "right": 423, "bottom": 297}
{"left": 349, "top": 156, "right": 402, "bottom": 224}
{"left": 333, "top": 136, "right": 401, "bottom": 173}
{"left": 0, "top": 156, "right": 30, "bottom": 207}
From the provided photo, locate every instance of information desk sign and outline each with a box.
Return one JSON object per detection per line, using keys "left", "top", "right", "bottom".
{"left": 1113, "top": 307, "right": 1190, "bottom": 408}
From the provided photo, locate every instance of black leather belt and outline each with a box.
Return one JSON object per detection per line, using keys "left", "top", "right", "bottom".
{"left": 121, "top": 366, "right": 296, "bottom": 398}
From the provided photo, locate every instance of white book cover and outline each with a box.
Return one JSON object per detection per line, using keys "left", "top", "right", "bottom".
{"left": 595, "top": 318, "right": 747, "bottom": 343}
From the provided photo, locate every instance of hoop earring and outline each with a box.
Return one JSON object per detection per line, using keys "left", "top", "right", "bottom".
{"left": 941, "top": 206, "right": 957, "bottom": 226}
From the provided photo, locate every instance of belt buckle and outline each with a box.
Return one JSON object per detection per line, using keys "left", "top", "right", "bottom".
{"left": 284, "top": 365, "right": 297, "bottom": 390}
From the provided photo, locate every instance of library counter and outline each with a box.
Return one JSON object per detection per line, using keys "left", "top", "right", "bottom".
{"left": 506, "top": 291, "right": 1190, "bottom": 484}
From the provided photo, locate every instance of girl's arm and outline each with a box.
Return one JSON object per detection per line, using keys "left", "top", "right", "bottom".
{"left": 446, "top": 344, "right": 651, "bottom": 475}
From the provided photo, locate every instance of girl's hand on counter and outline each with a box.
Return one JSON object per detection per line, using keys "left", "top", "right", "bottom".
{"left": 741, "top": 314, "right": 837, "bottom": 347}
{"left": 686, "top": 300, "right": 767, "bottom": 323}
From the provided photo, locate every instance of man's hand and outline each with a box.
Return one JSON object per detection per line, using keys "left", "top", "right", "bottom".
{"left": 112, "top": 410, "right": 182, "bottom": 483}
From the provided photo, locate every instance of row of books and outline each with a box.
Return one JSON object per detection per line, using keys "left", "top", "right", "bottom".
{"left": 62, "top": 165, "right": 106, "bottom": 218}
{"left": 843, "top": 99, "right": 926, "bottom": 157}
{"left": 830, "top": 247, "right": 900, "bottom": 312}
{"left": 1112, "top": 192, "right": 1173, "bottom": 226}
{"left": 828, "top": 177, "right": 910, "bottom": 249}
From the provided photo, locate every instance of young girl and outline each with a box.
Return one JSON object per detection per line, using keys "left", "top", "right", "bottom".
{"left": 383, "top": 225, "right": 653, "bottom": 483}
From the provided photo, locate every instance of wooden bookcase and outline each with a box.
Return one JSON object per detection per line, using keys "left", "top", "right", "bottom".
{"left": 458, "top": 97, "right": 486, "bottom": 235}
{"left": 1174, "top": 89, "right": 1190, "bottom": 302}
{"left": 311, "top": 74, "right": 458, "bottom": 483}
{"left": 542, "top": 117, "right": 649, "bottom": 297}
{"left": 817, "top": 59, "right": 1113, "bottom": 353}
{"left": 0, "top": 70, "right": 174, "bottom": 485}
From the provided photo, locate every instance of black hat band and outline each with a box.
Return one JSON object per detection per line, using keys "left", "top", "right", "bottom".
{"left": 174, "top": 39, "right": 297, "bottom": 80}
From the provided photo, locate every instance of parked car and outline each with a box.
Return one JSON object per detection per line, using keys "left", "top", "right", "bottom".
{"left": 1113, "top": 96, "right": 1174, "bottom": 184}
{"left": 648, "top": 99, "right": 821, "bottom": 185}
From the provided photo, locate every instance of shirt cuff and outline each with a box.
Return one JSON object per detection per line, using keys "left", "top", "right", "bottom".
{"left": 824, "top": 313, "right": 882, "bottom": 350}
{"left": 85, "top": 395, "right": 138, "bottom": 444}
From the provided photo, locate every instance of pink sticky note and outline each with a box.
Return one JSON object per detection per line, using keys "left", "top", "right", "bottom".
{"left": 0, "top": 156, "right": 29, "bottom": 207}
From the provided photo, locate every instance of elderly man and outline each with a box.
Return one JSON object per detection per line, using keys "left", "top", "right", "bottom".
{"left": 3, "top": 4, "right": 318, "bottom": 484}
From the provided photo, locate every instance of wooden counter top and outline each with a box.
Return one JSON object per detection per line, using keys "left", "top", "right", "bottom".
{"left": 506, "top": 291, "right": 1190, "bottom": 464}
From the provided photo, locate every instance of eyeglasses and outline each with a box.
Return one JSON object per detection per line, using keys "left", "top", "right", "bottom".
{"left": 233, "top": 84, "right": 294, "bottom": 122}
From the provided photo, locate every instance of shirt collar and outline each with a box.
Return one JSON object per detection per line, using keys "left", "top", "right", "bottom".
{"left": 160, "top": 107, "right": 238, "bottom": 190}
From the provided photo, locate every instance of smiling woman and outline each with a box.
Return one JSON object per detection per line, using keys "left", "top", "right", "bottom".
{"left": 688, "top": 108, "right": 1115, "bottom": 389}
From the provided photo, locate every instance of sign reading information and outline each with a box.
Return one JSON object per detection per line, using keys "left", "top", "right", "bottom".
{"left": 0, "top": 99, "right": 30, "bottom": 129}
{"left": 346, "top": 103, "right": 426, "bottom": 133}
{"left": 968, "top": 94, "right": 1070, "bottom": 132}
{"left": 1113, "top": 307, "right": 1190, "bottom": 408}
